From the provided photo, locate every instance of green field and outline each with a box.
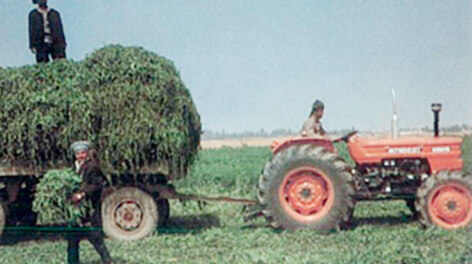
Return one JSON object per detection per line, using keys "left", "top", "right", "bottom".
{"left": 0, "top": 137, "right": 471, "bottom": 264}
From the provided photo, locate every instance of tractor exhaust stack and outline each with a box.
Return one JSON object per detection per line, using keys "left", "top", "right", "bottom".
{"left": 391, "top": 89, "right": 399, "bottom": 139}
{"left": 431, "top": 103, "right": 442, "bottom": 137}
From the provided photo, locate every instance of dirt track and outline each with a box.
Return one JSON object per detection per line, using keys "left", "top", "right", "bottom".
{"left": 200, "top": 136, "right": 289, "bottom": 149}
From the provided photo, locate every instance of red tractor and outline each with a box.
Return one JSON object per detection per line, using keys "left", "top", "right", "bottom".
{"left": 257, "top": 104, "right": 471, "bottom": 231}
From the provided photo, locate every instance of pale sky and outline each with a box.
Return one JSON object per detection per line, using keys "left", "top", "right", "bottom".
{"left": 0, "top": 0, "right": 471, "bottom": 133}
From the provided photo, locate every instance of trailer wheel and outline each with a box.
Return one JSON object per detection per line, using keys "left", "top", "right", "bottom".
{"left": 257, "top": 145, "right": 355, "bottom": 232}
{"left": 157, "top": 199, "right": 170, "bottom": 227}
{"left": 416, "top": 171, "right": 472, "bottom": 229}
{"left": 102, "top": 187, "right": 158, "bottom": 240}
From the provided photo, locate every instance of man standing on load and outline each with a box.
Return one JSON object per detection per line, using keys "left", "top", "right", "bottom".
{"left": 68, "top": 141, "right": 112, "bottom": 264}
{"left": 28, "top": 0, "right": 66, "bottom": 63}
{"left": 301, "top": 100, "right": 326, "bottom": 137}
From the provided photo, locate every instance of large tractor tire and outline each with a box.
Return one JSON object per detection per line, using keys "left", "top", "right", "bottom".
{"left": 257, "top": 145, "right": 355, "bottom": 232}
{"left": 415, "top": 170, "right": 472, "bottom": 229}
{"left": 157, "top": 199, "right": 170, "bottom": 227}
{"left": 102, "top": 187, "right": 158, "bottom": 240}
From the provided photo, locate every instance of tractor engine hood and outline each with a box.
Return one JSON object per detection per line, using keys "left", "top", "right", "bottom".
{"left": 347, "top": 135, "right": 463, "bottom": 174}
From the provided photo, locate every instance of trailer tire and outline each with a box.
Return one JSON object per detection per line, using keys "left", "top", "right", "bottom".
{"left": 416, "top": 170, "right": 472, "bottom": 229}
{"left": 257, "top": 145, "right": 355, "bottom": 232}
{"left": 102, "top": 187, "right": 158, "bottom": 240}
{"left": 157, "top": 199, "right": 170, "bottom": 227}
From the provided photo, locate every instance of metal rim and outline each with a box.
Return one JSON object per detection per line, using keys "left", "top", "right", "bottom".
{"left": 113, "top": 200, "right": 144, "bottom": 231}
{"left": 428, "top": 182, "right": 472, "bottom": 229}
{"left": 278, "top": 166, "right": 334, "bottom": 223}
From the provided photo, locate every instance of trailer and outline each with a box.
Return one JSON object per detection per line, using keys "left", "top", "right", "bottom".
{"left": 0, "top": 162, "right": 256, "bottom": 240}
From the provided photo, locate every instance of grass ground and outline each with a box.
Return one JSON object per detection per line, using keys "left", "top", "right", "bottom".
{"left": 0, "top": 136, "right": 471, "bottom": 264}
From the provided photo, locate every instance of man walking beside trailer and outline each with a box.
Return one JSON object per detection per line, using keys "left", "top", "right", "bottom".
{"left": 68, "top": 141, "right": 112, "bottom": 264}
{"left": 301, "top": 100, "right": 326, "bottom": 136}
{"left": 28, "top": 0, "right": 66, "bottom": 63}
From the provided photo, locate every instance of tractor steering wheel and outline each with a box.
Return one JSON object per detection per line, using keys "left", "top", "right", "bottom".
{"left": 332, "top": 130, "right": 358, "bottom": 143}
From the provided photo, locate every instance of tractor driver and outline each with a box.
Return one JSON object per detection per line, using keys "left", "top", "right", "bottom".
{"left": 301, "top": 100, "right": 326, "bottom": 137}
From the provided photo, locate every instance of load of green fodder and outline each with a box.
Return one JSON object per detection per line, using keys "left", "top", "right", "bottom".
{"left": 0, "top": 45, "right": 201, "bottom": 180}
{"left": 33, "top": 169, "right": 93, "bottom": 225}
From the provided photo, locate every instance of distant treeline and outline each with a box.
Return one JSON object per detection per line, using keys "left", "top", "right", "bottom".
{"left": 202, "top": 128, "right": 295, "bottom": 140}
{"left": 420, "top": 124, "right": 471, "bottom": 132}
{"left": 202, "top": 124, "right": 471, "bottom": 140}
{"left": 201, "top": 128, "right": 358, "bottom": 140}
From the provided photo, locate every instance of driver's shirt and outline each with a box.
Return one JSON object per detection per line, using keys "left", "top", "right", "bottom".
{"left": 301, "top": 115, "right": 325, "bottom": 136}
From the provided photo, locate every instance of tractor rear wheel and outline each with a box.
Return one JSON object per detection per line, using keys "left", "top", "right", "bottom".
{"left": 102, "top": 187, "right": 158, "bottom": 240}
{"left": 415, "top": 171, "right": 472, "bottom": 229}
{"left": 257, "top": 145, "right": 355, "bottom": 232}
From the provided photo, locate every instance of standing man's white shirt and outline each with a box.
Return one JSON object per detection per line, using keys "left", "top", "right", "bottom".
{"left": 36, "top": 6, "right": 52, "bottom": 44}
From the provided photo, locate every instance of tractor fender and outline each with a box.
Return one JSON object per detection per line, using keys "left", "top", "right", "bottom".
{"left": 271, "top": 136, "right": 334, "bottom": 155}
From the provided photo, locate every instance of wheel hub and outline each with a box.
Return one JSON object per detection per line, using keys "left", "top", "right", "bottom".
{"left": 281, "top": 167, "right": 332, "bottom": 218}
{"left": 430, "top": 183, "right": 471, "bottom": 226}
{"left": 114, "top": 200, "right": 144, "bottom": 231}
{"left": 301, "top": 188, "right": 312, "bottom": 199}
{"left": 447, "top": 201, "right": 457, "bottom": 211}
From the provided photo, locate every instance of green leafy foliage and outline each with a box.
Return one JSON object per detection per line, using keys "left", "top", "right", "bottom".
{"left": 0, "top": 45, "right": 201, "bottom": 179}
{"left": 32, "top": 168, "right": 93, "bottom": 225}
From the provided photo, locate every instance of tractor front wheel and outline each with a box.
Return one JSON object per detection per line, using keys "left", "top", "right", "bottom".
{"left": 416, "top": 171, "right": 472, "bottom": 229}
{"left": 257, "top": 145, "right": 355, "bottom": 232}
{"left": 102, "top": 187, "right": 158, "bottom": 240}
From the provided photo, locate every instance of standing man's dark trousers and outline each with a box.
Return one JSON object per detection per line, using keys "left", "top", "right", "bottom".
{"left": 36, "top": 43, "right": 65, "bottom": 63}
{"left": 67, "top": 230, "right": 111, "bottom": 264}
{"left": 67, "top": 213, "right": 111, "bottom": 264}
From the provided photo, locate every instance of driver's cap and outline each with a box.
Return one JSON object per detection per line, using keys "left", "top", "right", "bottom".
{"left": 70, "top": 141, "right": 90, "bottom": 153}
